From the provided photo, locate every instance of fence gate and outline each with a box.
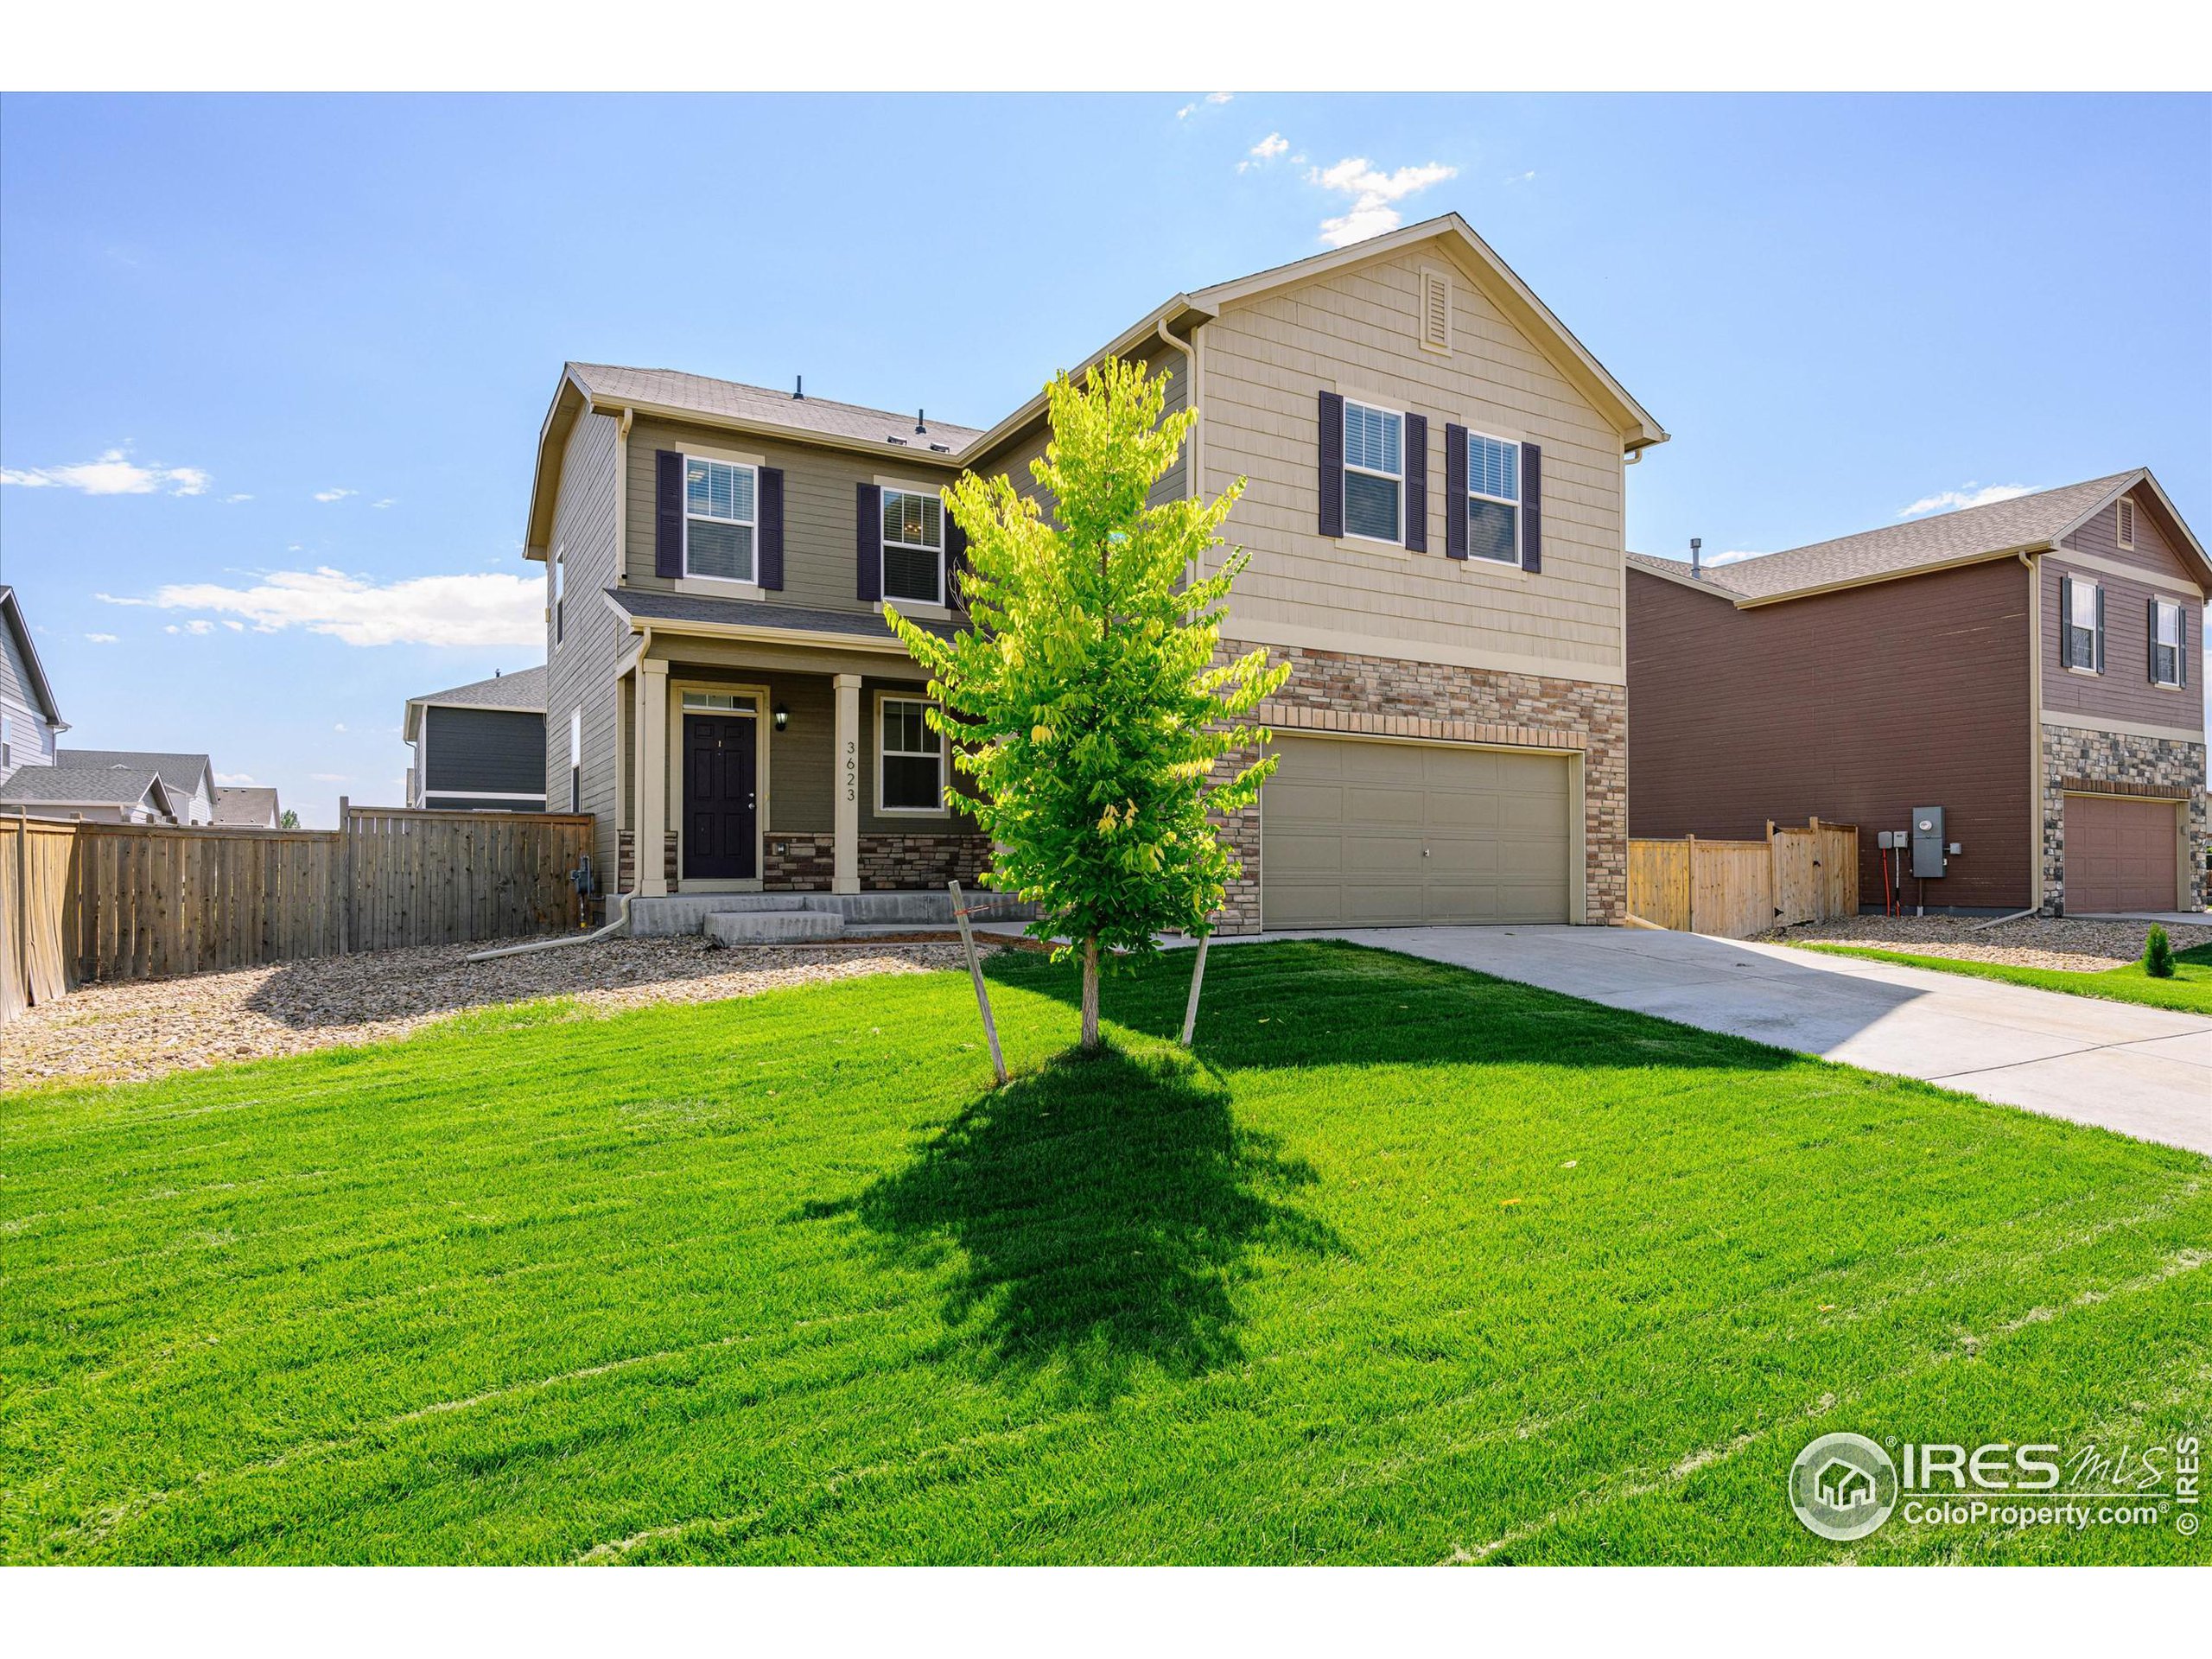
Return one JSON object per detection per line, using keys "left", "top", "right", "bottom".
{"left": 1627, "top": 819, "right": 1859, "bottom": 939}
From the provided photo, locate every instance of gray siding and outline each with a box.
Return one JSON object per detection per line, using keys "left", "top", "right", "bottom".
{"left": 0, "top": 608, "right": 58, "bottom": 785}
{"left": 424, "top": 706, "right": 548, "bottom": 795}
{"left": 543, "top": 408, "right": 625, "bottom": 876}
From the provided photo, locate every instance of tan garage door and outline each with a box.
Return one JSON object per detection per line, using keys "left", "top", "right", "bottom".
{"left": 2064, "top": 794, "right": 2179, "bottom": 913}
{"left": 1262, "top": 736, "right": 1572, "bottom": 928}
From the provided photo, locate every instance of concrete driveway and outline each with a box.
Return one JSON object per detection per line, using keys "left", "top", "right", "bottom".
{"left": 1238, "top": 925, "right": 2211, "bottom": 1155}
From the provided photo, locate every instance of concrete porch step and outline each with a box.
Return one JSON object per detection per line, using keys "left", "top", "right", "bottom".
{"left": 632, "top": 890, "right": 1036, "bottom": 938}
{"left": 704, "top": 910, "right": 846, "bottom": 944}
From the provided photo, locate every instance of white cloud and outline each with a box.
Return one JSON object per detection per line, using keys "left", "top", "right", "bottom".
{"left": 1208, "top": 92, "right": 1233, "bottom": 105}
{"left": 216, "top": 772, "right": 258, "bottom": 786}
{"left": 334, "top": 722, "right": 348, "bottom": 733}
{"left": 1897, "top": 482, "right": 2039, "bottom": 518}
{"left": 222, "top": 620, "right": 245, "bottom": 632}
{"left": 165, "top": 620, "right": 218, "bottom": 636}
{"left": 313, "top": 487, "right": 357, "bottom": 504}
{"left": 224, "top": 493, "right": 253, "bottom": 503}
{"left": 372, "top": 498, "right": 397, "bottom": 509}
{"left": 1506, "top": 170, "right": 1536, "bottom": 184}
{"left": 1704, "top": 550, "right": 1766, "bottom": 568}
{"left": 104, "top": 566, "right": 543, "bottom": 648}
{"left": 1238, "top": 132, "right": 1291, "bottom": 173}
{"left": 84, "top": 632, "right": 119, "bottom": 644}
{"left": 1177, "top": 92, "right": 1233, "bottom": 118}
{"left": 0, "top": 448, "right": 211, "bottom": 497}
{"left": 1306, "top": 156, "right": 1459, "bottom": 248}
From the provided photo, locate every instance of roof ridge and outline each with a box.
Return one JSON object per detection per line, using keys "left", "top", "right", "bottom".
{"left": 567, "top": 362, "right": 982, "bottom": 435}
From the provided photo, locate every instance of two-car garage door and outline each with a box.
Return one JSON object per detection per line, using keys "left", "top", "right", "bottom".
{"left": 1262, "top": 735, "right": 1573, "bottom": 928}
{"left": 2064, "top": 793, "right": 2180, "bottom": 913}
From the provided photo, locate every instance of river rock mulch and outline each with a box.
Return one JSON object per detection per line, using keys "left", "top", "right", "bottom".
{"left": 1761, "top": 912, "right": 2212, "bottom": 973}
{"left": 1, "top": 936, "right": 983, "bottom": 1094}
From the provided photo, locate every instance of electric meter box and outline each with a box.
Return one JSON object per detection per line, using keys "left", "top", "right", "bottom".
{"left": 1910, "top": 806, "right": 1947, "bottom": 879}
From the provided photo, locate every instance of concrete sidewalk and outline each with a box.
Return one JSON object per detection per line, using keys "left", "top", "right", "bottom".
{"left": 1227, "top": 925, "right": 2211, "bottom": 1155}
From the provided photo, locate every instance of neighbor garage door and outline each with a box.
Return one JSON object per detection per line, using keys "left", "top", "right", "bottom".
{"left": 1262, "top": 736, "right": 1572, "bottom": 928}
{"left": 2064, "top": 793, "right": 2178, "bottom": 913}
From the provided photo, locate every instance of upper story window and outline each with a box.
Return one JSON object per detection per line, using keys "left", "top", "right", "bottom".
{"left": 1342, "top": 400, "right": 1403, "bottom": 543}
{"left": 2152, "top": 598, "right": 2185, "bottom": 687}
{"left": 1466, "top": 433, "right": 1522, "bottom": 564}
{"left": 880, "top": 488, "right": 944, "bottom": 605}
{"left": 684, "top": 458, "right": 756, "bottom": 583}
{"left": 551, "top": 543, "right": 565, "bottom": 645}
{"left": 2063, "top": 576, "right": 2102, "bottom": 672}
{"left": 879, "top": 695, "right": 945, "bottom": 813}
{"left": 2117, "top": 497, "right": 2137, "bottom": 550}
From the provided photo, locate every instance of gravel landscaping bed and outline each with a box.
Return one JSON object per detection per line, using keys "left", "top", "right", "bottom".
{"left": 0, "top": 936, "right": 983, "bottom": 1093}
{"left": 1762, "top": 912, "right": 2212, "bottom": 972}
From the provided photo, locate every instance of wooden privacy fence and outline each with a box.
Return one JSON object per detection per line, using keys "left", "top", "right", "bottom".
{"left": 1628, "top": 818, "right": 1859, "bottom": 939}
{"left": 1, "top": 806, "right": 595, "bottom": 1017}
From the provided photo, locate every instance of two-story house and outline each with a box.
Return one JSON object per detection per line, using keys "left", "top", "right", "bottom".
{"left": 1626, "top": 473, "right": 2209, "bottom": 915}
{"left": 0, "top": 585, "right": 67, "bottom": 787}
{"left": 54, "top": 748, "right": 217, "bottom": 824}
{"left": 403, "top": 665, "right": 549, "bottom": 812}
{"left": 525, "top": 214, "right": 1666, "bottom": 931}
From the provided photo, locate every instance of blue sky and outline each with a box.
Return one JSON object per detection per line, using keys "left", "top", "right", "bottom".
{"left": 3, "top": 92, "right": 2206, "bottom": 824}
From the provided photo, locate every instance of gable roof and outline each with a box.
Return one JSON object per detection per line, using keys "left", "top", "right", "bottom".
{"left": 56, "top": 747, "right": 215, "bottom": 800}
{"left": 0, "top": 763, "right": 176, "bottom": 817}
{"left": 212, "top": 785, "right": 281, "bottom": 825}
{"left": 0, "top": 585, "right": 66, "bottom": 726}
{"left": 568, "top": 365, "right": 981, "bottom": 456}
{"left": 1629, "top": 469, "right": 2210, "bottom": 607}
{"left": 404, "top": 664, "right": 546, "bottom": 743}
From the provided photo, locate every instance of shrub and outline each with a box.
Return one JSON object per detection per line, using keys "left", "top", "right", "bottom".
{"left": 2143, "top": 925, "right": 2175, "bottom": 978}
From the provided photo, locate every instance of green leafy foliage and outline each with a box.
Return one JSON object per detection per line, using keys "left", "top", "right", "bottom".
{"left": 2143, "top": 924, "right": 2175, "bottom": 978}
{"left": 887, "top": 358, "right": 1288, "bottom": 1027}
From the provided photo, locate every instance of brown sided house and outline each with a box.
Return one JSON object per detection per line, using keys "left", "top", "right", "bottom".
{"left": 1627, "top": 471, "right": 2209, "bottom": 916}
{"left": 527, "top": 214, "right": 1666, "bottom": 937}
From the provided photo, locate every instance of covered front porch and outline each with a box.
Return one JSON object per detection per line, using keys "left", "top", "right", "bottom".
{"left": 608, "top": 608, "right": 989, "bottom": 911}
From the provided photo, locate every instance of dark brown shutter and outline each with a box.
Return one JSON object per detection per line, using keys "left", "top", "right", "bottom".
{"left": 1317, "top": 391, "right": 1344, "bottom": 538}
{"left": 655, "top": 450, "right": 683, "bottom": 579}
{"left": 2094, "top": 582, "right": 2105, "bottom": 673}
{"left": 758, "top": 467, "right": 785, "bottom": 590}
{"left": 1521, "top": 442, "right": 1543, "bottom": 573}
{"left": 856, "top": 482, "right": 882, "bottom": 602}
{"left": 2058, "top": 574, "right": 2074, "bottom": 668}
{"left": 946, "top": 504, "right": 969, "bottom": 608}
{"left": 1444, "top": 423, "right": 1468, "bottom": 560}
{"left": 1402, "top": 413, "right": 1428, "bottom": 552}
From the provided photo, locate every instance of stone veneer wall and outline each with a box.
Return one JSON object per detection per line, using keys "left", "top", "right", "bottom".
{"left": 858, "top": 833, "right": 993, "bottom": 892}
{"left": 2040, "top": 721, "right": 2209, "bottom": 912}
{"left": 1206, "top": 639, "right": 1630, "bottom": 934}
{"left": 764, "top": 832, "right": 836, "bottom": 893}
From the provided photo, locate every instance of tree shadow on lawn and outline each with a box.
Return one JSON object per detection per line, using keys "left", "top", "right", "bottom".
{"left": 797, "top": 1042, "right": 1348, "bottom": 1408}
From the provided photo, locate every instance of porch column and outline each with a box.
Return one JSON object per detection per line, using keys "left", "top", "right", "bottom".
{"left": 834, "top": 671, "right": 861, "bottom": 894}
{"left": 637, "top": 658, "right": 670, "bottom": 897}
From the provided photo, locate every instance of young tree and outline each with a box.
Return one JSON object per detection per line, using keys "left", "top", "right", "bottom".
{"left": 887, "top": 358, "right": 1288, "bottom": 1051}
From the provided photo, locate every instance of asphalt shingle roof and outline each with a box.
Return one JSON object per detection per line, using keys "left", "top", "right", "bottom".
{"left": 568, "top": 364, "right": 982, "bottom": 458}
{"left": 410, "top": 664, "right": 547, "bottom": 711}
{"left": 54, "top": 748, "right": 213, "bottom": 798}
{"left": 0, "top": 763, "right": 168, "bottom": 810}
{"left": 212, "top": 785, "right": 281, "bottom": 824}
{"left": 1628, "top": 473, "right": 2139, "bottom": 601}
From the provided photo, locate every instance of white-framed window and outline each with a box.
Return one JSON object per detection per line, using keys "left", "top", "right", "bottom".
{"left": 1, "top": 710, "right": 10, "bottom": 771}
{"left": 683, "top": 457, "right": 757, "bottom": 583}
{"left": 552, "top": 543, "right": 565, "bottom": 645}
{"left": 569, "top": 708, "right": 582, "bottom": 813}
{"left": 880, "top": 487, "right": 944, "bottom": 606}
{"left": 1342, "top": 400, "right": 1403, "bottom": 543}
{"left": 2117, "top": 497, "right": 2137, "bottom": 550}
{"left": 680, "top": 690, "right": 756, "bottom": 713}
{"left": 2065, "top": 578, "right": 2101, "bottom": 671}
{"left": 877, "top": 695, "right": 945, "bottom": 814}
{"left": 1465, "top": 432, "right": 1522, "bottom": 565}
{"left": 2152, "top": 597, "right": 2185, "bottom": 686}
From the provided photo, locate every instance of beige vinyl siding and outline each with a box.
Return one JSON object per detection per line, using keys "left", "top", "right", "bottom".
{"left": 623, "top": 416, "right": 961, "bottom": 616}
{"left": 1198, "top": 245, "right": 1628, "bottom": 679}
{"left": 543, "top": 408, "right": 624, "bottom": 877}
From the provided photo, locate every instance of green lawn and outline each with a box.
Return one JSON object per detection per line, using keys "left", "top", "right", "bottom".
{"left": 1799, "top": 938, "right": 2212, "bottom": 1015}
{"left": 4, "top": 941, "right": 2207, "bottom": 1565}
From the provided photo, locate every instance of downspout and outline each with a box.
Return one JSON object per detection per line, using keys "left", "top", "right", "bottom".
{"left": 2020, "top": 550, "right": 2044, "bottom": 912}
{"left": 1154, "top": 317, "right": 1199, "bottom": 502}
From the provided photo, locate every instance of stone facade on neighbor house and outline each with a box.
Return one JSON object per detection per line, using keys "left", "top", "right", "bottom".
{"left": 2039, "top": 723, "right": 2209, "bottom": 912}
{"left": 522, "top": 214, "right": 1665, "bottom": 929}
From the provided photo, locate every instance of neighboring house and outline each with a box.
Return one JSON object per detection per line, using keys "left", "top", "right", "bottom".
{"left": 212, "top": 785, "right": 282, "bottom": 827}
{"left": 0, "top": 762, "right": 177, "bottom": 823}
{"left": 54, "top": 749, "right": 217, "bottom": 824}
{"left": 403, "top": 665, "right": 548, "bottom": 811}
{"left": 525, "top": 213, "right": 1665, "bottom": 927}
{"left": 1627, "top": 472, "right": 2209, "bottom": 916}
{"left": 0, "top": 584, "right": 68, "bottom": 788}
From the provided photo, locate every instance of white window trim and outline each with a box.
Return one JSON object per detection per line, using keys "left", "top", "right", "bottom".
{"left": 879, "top": 485, "right": 946, "bottom": 608}
{"left": 2064, "top": 578, "right": 2102, "bottom": 675}
{"left": 1464, "top": 428, "right": 1524, "bottom": 568}
{"left": 2117, "top": 496, "right": 2137, "bottom": 550}
{"left": 682, "top": 454, "right": 760, "bottom": 586}
{"left": 2152, "top": 597, "right": 2185, "bottom": 687}
{"left": 875, "top": 691, "right": 949, "bottom": 817}
{"left": 1341, "top": 398, "right": 1406, "bottom": 547}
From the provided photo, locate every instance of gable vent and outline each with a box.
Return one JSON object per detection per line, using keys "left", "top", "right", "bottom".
{"left": 1419, "top": 268, "right": 1452, "bottom": 354}
{"left": 2117, "top": 496, "right": 2136, "bottom": 549}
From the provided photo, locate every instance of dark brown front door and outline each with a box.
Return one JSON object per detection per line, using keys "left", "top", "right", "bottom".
{"left": 683, "top": 715, "right": 757, "bottom": 880}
